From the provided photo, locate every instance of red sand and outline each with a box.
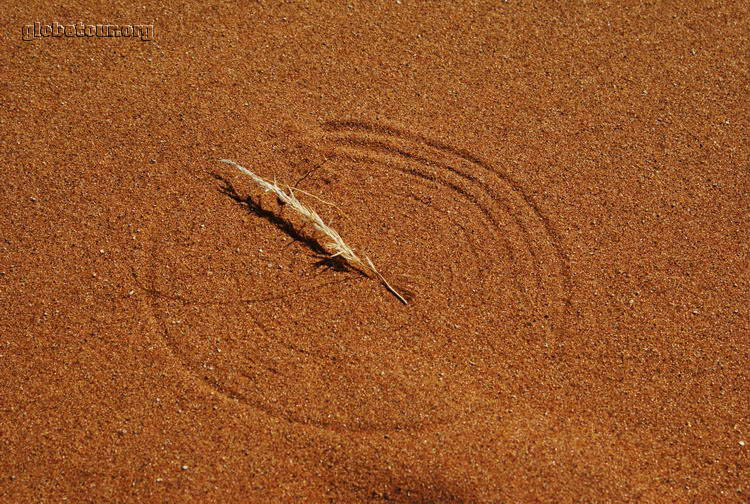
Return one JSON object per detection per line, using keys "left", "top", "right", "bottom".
{"left": 2, "top": 2, "right": 748, "bottom": 502}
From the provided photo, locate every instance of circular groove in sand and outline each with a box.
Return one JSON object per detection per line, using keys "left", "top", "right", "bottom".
{"left": 143, "top": 119, "right": 571, "bottom": 433}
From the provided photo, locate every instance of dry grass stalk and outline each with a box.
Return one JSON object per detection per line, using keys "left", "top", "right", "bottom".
{"left": 220, "top": 159, "right": 408, "bottom": 304}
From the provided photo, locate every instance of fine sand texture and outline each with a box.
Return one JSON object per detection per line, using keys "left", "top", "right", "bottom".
{"left": 2, "top": 2, "right": 748, "bottom": 502}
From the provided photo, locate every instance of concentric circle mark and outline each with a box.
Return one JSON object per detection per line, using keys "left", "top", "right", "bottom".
{"left": 143, "top": 118, "right": 571, "bottom": 433}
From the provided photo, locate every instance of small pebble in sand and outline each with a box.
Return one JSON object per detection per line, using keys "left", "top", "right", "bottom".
{"left": 740, "top": 440, "right": 746, "bottom": 446}
{"left": 181, "top": 465, "right": 189, "bottom": 470}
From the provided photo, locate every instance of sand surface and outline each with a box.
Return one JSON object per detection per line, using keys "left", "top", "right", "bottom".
{"left": 2, "top": 2, "right": 749, "bottom": 502}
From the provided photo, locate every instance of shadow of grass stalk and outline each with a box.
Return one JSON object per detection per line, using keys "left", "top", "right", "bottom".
{"left": 220, "top": 159, "right": 408, "bottom": 305}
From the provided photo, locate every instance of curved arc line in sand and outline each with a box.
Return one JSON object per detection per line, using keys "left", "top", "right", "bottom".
{"left": 316, "top": 147, "right": 530, "bottom": 331}
{"left": 319, "top": 118, "right": 571, "bottom": 335}
{"left": 141, "top": 229, "right": 460, "bottom": 433}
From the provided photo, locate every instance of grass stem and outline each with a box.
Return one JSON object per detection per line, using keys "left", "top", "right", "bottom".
{"left": 220, "top": 159, "right": 408, "bottom": 305}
